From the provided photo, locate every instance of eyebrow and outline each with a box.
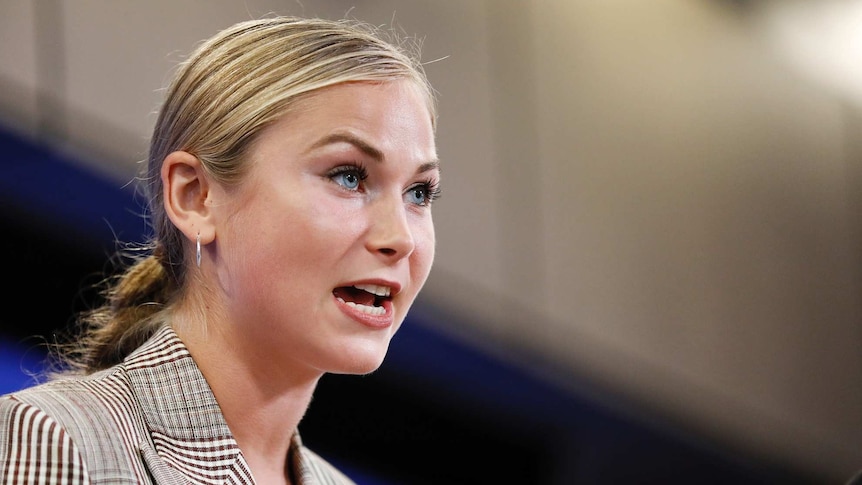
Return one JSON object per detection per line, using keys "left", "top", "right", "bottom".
{"left": 417, "top": 160, "right": 441, "bottom": 175}
{"left": 310, "top": 131, "right": 441, "bottom": 175}
{"left": 311, "top": 132, "right": 385, "bottom": 161}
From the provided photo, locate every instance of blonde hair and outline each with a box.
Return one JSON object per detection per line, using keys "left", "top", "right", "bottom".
{"left": 56, "top": 16, "right": 436, "bottom": 374}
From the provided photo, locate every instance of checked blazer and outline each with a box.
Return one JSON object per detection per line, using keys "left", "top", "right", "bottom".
{"left": 0, "top": 325, "right": 356, "bottom": 484}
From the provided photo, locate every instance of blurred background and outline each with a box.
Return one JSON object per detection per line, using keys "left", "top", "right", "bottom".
{"left": 1, "top": 0, "right": 860, "bottom": 483}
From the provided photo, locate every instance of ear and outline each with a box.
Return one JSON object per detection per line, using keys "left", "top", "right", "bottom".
{"left": 161, "top": 151, "right": 215, "bottom": 245}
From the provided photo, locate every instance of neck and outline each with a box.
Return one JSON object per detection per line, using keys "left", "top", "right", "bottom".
{"left": 173, "top": 310, "right": 322, "bottom": 483}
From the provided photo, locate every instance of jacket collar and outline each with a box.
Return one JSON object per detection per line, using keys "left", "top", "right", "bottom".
{"left": 124, "top": 325, "right": 254, "bottom": 484}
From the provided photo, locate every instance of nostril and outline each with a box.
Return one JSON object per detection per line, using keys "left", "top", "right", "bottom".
{"left": 379, "top": 247, "right": 396, "bottom": 256}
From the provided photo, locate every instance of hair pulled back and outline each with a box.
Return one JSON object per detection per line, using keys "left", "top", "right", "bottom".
{"left": 57, "top": 16, "right": 436, "bottom": 375}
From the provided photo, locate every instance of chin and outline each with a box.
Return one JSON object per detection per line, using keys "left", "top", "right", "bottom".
{"left": 341, "top": 354, "right": 387, "bottom": 376}
{"left": 330, "top": 342, "right": 390, "bottom": 375}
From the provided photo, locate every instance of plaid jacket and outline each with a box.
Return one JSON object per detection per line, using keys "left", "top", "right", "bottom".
{"left": 0, "top": 326, "right": 356, "bottom": 484}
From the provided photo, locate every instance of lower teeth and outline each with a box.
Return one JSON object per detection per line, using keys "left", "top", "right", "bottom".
{"left": 337, "top": 297, "right": 385, "bottom": 316}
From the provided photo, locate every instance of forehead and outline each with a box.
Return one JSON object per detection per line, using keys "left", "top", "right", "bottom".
{"left": 259, "top": 80, "right": 437, "bottom": 157}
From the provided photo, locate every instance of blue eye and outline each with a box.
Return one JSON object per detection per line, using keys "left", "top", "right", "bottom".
{"left": 336, "top": 171, "right": 360, "bottom": 190}
{"left": 407, "top": 186, "right": 427, "bottom": 205}
{"left": 328, "top": 164, "right": 367, "bottom": 191}
{"left": 406, "top": 180, "right": 441, "bottom": 207}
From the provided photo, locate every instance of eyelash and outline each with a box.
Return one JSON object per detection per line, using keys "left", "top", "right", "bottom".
{"left": 327, "top": 162, "right": 369, "bottom": 190}
{"left": 327, "top": 162, "right": 442, "bottom": 207}
{"left": 408, "top": 178, "right": 442, "bottom": 207}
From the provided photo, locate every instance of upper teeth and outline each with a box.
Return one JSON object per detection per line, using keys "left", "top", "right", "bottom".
{"left": 354, "top": 284, "right": 391, "bottom": 297}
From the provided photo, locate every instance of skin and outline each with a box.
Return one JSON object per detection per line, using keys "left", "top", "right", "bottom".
{"left": 161, "top": 79, "right": 439, "bottom": 483}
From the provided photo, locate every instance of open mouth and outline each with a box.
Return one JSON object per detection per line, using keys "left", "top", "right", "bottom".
{"left": 333, "top": 284, "right": 392, "bottom": 316}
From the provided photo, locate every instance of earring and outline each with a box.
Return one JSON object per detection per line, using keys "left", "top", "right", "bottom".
{"left": 196, "top": 232, "right": 201, "bottom": 268}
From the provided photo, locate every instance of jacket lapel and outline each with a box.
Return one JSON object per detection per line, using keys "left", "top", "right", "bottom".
{"left": 125, "top": 326, "right": 255, "bottom": 484}
{"left": 138, "top": 442, "right": 196, "bottom": 485}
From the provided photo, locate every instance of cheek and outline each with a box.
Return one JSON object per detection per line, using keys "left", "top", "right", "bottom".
{"left": 296, "top": 198, "right": 363, "bottom": 251}
{"left": 411, "top": 220, "right": 436, "bottom": 281}
{"left": 255, "top": 196, "right": 363, "bottom": 283}
{"left": 217, "top": 216, "right": 271, "bottom": 298}
{"left": 217, "top": 192, "right": 305, "bottom": 290}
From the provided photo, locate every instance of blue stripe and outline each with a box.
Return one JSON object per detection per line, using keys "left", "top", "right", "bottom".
{"left": 0, "top": 128, "right": 148, "bottom": 249}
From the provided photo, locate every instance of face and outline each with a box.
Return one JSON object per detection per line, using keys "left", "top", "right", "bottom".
{"left": 207, "top": 80, "right": 438, "bottom": 378}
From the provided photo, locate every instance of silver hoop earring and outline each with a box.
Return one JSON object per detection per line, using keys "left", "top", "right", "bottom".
{"left": 196, "top": 232, "right": 201, "bottom": 268}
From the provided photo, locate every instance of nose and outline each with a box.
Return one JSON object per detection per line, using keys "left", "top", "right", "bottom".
{"left": 367, "top": 195, "right": 415, "bottom": 260}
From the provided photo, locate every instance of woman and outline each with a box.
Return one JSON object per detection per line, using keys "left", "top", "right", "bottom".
{"left": 0, "top": 15, "right": 440, "bottom": 484}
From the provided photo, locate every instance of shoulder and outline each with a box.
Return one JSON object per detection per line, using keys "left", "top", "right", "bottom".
{"left": 1, "top": 367, "right": 139, "bottom": 434}
{"left": 0, "top": 395, "right": 91, "bottom": 483}
{"left": 0, "top": 369, "right": 150, "bottom": 483}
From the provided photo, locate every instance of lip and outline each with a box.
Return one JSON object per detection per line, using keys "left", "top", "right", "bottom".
{"left": 333, "top": 295, "right": 394, "bottom": 328}
{"left": 348, "top": 278, "right": 402, "bottom": 296}
{"left": 333, "top": 279, "right": 402, "bottom": 329}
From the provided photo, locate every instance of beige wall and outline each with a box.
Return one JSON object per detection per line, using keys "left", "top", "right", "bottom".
{"left": 2, "top": 0, "right": 860, "bottom": 481}
{"left": 529, "top": 0, "right": 862, "bottom": 478}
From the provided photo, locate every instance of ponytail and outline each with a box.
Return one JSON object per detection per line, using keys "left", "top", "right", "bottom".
{"left": 53, "top": 252, "right": 176, "bottom": 375}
